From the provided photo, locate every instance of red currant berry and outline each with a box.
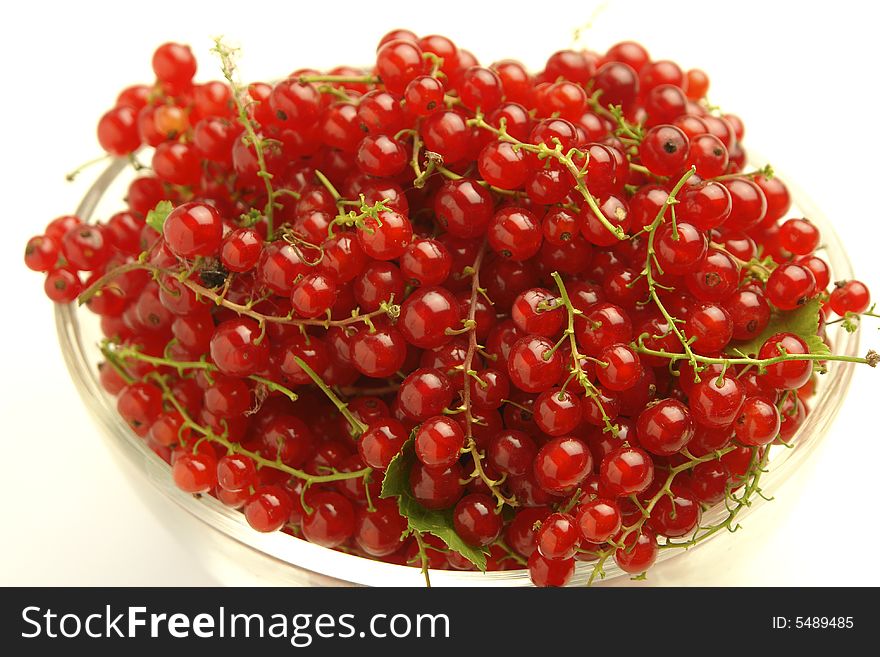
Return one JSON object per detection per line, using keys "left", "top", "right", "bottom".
{"left": 574, "top": 302, "right": 633, "bottom": 356}
{"left": 172, "top": 450, "right": 218, "bottom": 494}
{"left": 576, "top": 498, "right": 622, "bottom": 543}
{"left": 291, "top": 272, "right": 338, "bottom": 319}
{"left": 44, "top": 269, "right": 82, "bottom": 303}
{"left": 216, "top": 454, "right": 257, "bottom": 492}
{"left": 534, "top": 388, "right": 583, "bottom": 437}
{"left": 508, "top": 335, "right": 565, "bottom": 393}
{"left": 433, "top": 179, "right": 495, "bottom": 239}
{"left": 686, "top": 133, "right": 728, "bottom": 178}
{"left": 685, "top": 249, "right": 740, "bottom": 302}
{"left": 209, "top": 318, "right": 270, "bottom": 377}
{"left": 596, "top": 344, "right": 643, "bottom": 392}
{"left": 404, "top": 75, "right": 445, "bottom": 115}
{"left": 355, "top": 498, "right": 408, "bottom": 557}
{"left": 511, "top": 288, "right": 564, "bottom": 337}
{"left": 536, "top": 512, "right": 580, "bottom": 560}
{"left": 766, "top": 263, "right": 816, "bottom": 310}
{"left": 415, "top": 416, "right": 465, "bottom": 468}
{"left": 453, "top": 493, "right": 503, "bottom": 546}
{"left": 397, "top": 368, "right": 454, "bottom": 421}
{"left": 117, "top": 382, "right": 163, "bottom": 436}
{"left": 636, "top": 399, "right": 694, "bottom": 456}
{"left": 758, "top": 332, "right": 812, "bottom": 390}
{"left": 688, "top": 374, "right": 746, "bottom": 428}
{"left": 723, "top": 288, "right": 771, "bottom": 341}
{"left": 478, "top": 141, "right": 528, "bottom": 190}
{"left": 350, "top": 326, "right": 408, "bottom": 378}
{"left": 376, "top": 39, "right": 425, "bottom": 94}
{"left": 528, "top": 552, "right": 575, "bottom": 587}
{"left": 533, "top": 437, "right": 593, "bottom": 494}
{"left": 684, "top": 303, "right": 733, "bottom": 353}
{"left": 830, "top": 280, "right": 870, "bottom": 315}
{"left": 654, "top": 222, "right": 707, "bottom": 275}
{"left": 359, "top": 419, "right": 408, "bottom": 470}
{"left": 400, "top": 238, "right": 452, "bottom": 287}
{"left": 97, "top": 106, "right": 141, "bottom": 156}
{"left": 488, "top": 430, "right": 537, "bottom": 477}
{"left": 399, "top": 286, "right": 462, "bottom": 349}
{"left": 734, "top": 396, "right": 781, "bottom": 446}
{"left": 220, "top": 228, "right": 262, "bottom": 273}
{"left": 488, "top": 206, "right": 542, "bottom": 260}
{"left": 614, "top": 529, "right": 659, "bottom": 574}
{"left": 302, "top": 491, "right": 355, "bottom": 548}
{"left": 62, "top": 225, "right": 110, "bottom": 272}
{"left": 152, "top": 42, "right": 196, "bottom": 86}
{"left": 409, "top": 461, "right": 465, "bottom": 510}
{"left": 723, "top": 178, "right": 767, "bottom": 231}
{"left": 600, "top": 447, "right": 654, "bottom": 497}
{"left": 640, "top": 125, "right": 689, "bottom": 176}
{"left": 163, "top": 202, "right": 223, "bottom": 259}
{"left": 357, "top": 210, "right": 413, "bottom": 261}
{"left": 648, "top": 488, "right": 701, "bottom": 538}
{"left": 356, "top": 134, "right": 407, "bottom": 177}
{"left": 795, "top": 256, "right": 830, "bottom": 292}
{"left": 24, "top": 235, "right": 60, "bottom": 272}
{"left": 779, "top": 218, "right": 820, "bottom": 255}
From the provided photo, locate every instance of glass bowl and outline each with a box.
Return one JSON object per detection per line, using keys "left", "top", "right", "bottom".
{"left": 56, "top": 158, "right": 860, "bottom": 586}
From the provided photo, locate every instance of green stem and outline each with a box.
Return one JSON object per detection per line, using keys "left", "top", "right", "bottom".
{"left": 152, "top": 373, "right": 372, "bottom": 486}
{"left": 107, "top": 344, "right": 299, "bottom": 402}
{"left": 412, "top": 531, "right": 433, "bottom": 588}
{"left": 297, "top": 74, "right": 380, "bottom": 85}
{"left": 435, "top": 164, "right": 519, "bottom": 197}
{"left": 633, "top": 344, "right": 878, "bottom": 370}
{"left": 551, "top": 271, "right": 618, "bottom": 437}
{"left": 212, "top": 39, "right": 276, "bottom": 238}
{"left": 468, "top": 114, "right": 626, "bottom": 241}
{"left": 291, "top": 356, "right": 367, "bottom": 437}
{"left": 84, "top": 260, "right": 399, "bottom": 331}
{"left": 459, "top": 242, "right": 516, "bottom": 508}
{"left": 642, "top": 167, "right": 700, "bottom": 372}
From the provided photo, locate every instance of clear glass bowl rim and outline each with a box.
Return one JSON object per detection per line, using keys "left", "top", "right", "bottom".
{"left": 56, "top": 157, "right": 860, "bottom": 586}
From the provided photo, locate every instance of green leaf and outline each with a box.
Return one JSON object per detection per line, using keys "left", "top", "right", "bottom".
{"left": 731, "top": 298, "right": 831, "bottom": 359}
{"left": 381, "top": 438, "right": 488, "bottom": 571}
{"left": 145, "top": 200, "right": 174, "bottom": 233}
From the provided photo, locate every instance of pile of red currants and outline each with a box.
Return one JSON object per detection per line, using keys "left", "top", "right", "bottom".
{"left": 24, "top": 30, "right": 878, "bottom": 586}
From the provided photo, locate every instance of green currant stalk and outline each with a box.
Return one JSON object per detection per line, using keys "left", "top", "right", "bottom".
{"left": 65, "top": 153, "right": 112, "bottom": 182}
{"left": 105, "top": 342, "right": 300, "bottom": 402}
{"left": 212, "top": 39, "right": 277, "bottom": 238}
{"left": 491, "top": 537, "right": 528, "bottom": 567}
{"left": 412, "top": 530, "right": 433, "bottom": 588}
{"left": 584, "top": 443, "right": 745, "bottom": 585}
{"left": 550, "top": 271, "right": 619, "bottom": 437}
{"left": 290, "top": 355, "right": 368, "bottom": 437}
{"left": 296, "top": 74, "right": 380, "bottom": 85}
{"left": 80, "top": 260, "right": 400, "bottom": 334}
{"left": 708, "top": 241, "right": 775, "bottom": 282}
{"left": 149, "top": 372, "right": 372, "bottom": 487}
{"left": 458, "top": 241, "right": 517, "bottom": 508}
{"left": 435, "top": 163, "right": 519, "bottom": 197}
{"left": 585, "top": 92, "right": 645, "bottom": 144}
{"left": 825, "top": 305, "right": 880, "bottom": 333}
{"left": 326, "top": 194, "right": 391, "bottom": 238}
{"left": 467, "top": 114, "right": 627, "bottom": 241}
{"left": 632, "top": 343, "right": 879, "bottom": 370}
{"left": 639, "top": 166, "right": 701, "bottom": 372}
{"left": 710, "top": 163, "right": 774, "bottom": 182}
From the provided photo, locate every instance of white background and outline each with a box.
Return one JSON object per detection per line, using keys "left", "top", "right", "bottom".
{"left": 1, "top": 0, "right": 878, "bottom": 586}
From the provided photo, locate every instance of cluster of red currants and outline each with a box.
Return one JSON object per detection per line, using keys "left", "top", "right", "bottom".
{"left": 24, "top": 30, "right": 876, "bottom": 586}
